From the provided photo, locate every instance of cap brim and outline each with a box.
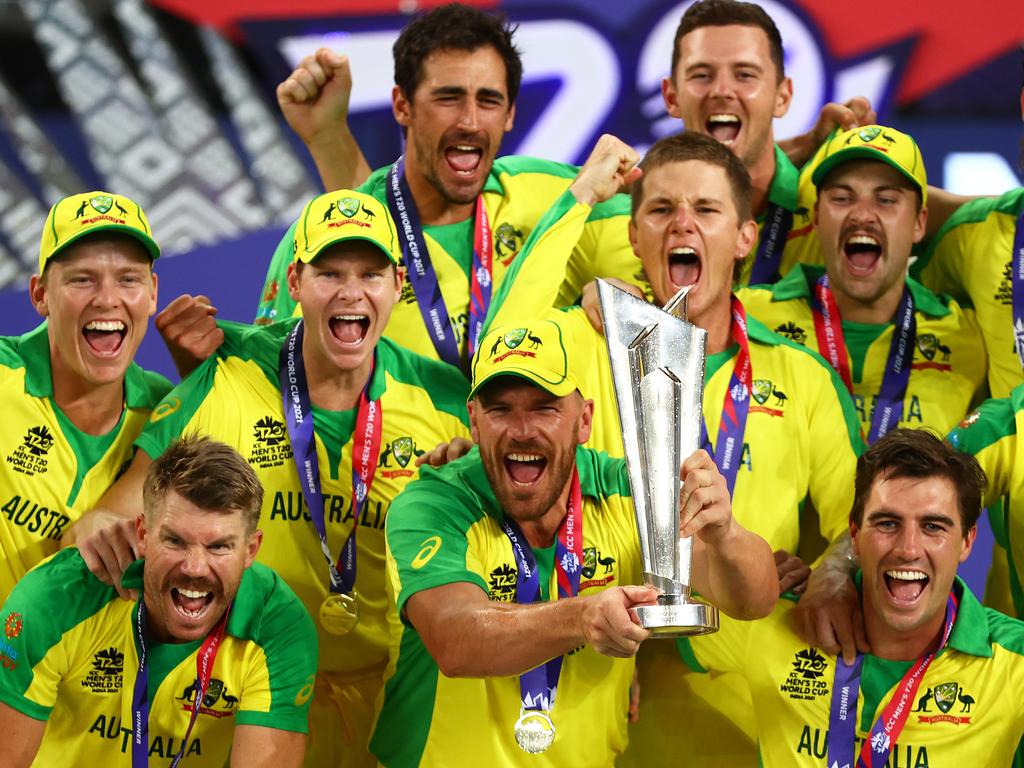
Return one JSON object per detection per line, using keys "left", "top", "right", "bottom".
{"left": 297, "top": 233, "right": 399, "bottom": 266}
{"left": 43, "top": 224, "right": 160, "bottom": 271}
{"left": 468, "top": 370, "right": 578, "bottom": 401}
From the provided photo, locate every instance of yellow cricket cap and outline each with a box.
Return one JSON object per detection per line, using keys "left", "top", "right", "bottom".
{"left": 39, "top": 191, "right": 159, "bottom": 274}
{"left": 293, "top": 191, "right": 401, "bottom": 265}
{"left": 470, "top": 319, "right": 578, "bottom": 400}
{"left": 811, "top": 125, "right": 927, "bottom": 206}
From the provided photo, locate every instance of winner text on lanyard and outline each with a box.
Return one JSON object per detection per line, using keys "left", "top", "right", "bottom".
{"left": 828, "top": 591, "right": 958, "bottom": 768}
{"left": 747, "top": 203, "right": 794, "bottom": 285}
{"left": 279, "top": 321, "right": 383, "bottom": 635}
{"left": 130, "top": 600, "right": 229, "bottom": 768}
{"left": 500, "top": 469, "right": 584, "bottom": 754}
{"left": 700, "top": 297, "right": 753, "bottom": 496}
{"left": 1011, "top": 210, "right": 1024, "bottom": 369}
{"left": 386, "top": 157, "right": 493, "bottom": 370}
{"left": 811, "top": 273, "right": 916, "bottom": 443}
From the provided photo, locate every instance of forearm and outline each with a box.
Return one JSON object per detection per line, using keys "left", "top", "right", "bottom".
{"left": 307, "top": 129, "right": 371, "bottom": 192}
{"left": 415, "top": 590, "right": 588, "bottom": 678}
{"left": 695, "top": 523, "right": 778, "bottom": 620}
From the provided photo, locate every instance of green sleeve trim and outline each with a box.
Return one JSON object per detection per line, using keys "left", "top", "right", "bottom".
{"left": 947, "top": 395, "right": 1017, "bottom": 454}
{"left": 0, "top": 550, "right": 118, "bottom": 706}
{"left": 585, "top": 192, "right": 631, "bottom": 222}
{"left": 254, "top": 221, "right": 299, "bottom": 325}
{"left": 0, "top": 688, "right": 50, "bottom": 721}
{"left": 575, "top": 446, "right": 631, "bottom": 499}
{"left": 675, "top": 638, "right": 708, "bottom": 673}
{"left": 378, "top": 339, "right": 470, "bottom": 427}
{"left": 767, "top": 145, "right": 800, "bottom": 212}
{"left": 986, "top": 606, "right": 1024, "bottom": 656}
{"left": 133, "top": 356, "right": 220, "bottom": 460}
{"left": 234, "top": 710, "right": 309, "bottom": 733}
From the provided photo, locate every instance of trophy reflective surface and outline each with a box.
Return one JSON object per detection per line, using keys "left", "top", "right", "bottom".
{"left": 597, "top": 279, "right": 719, "bottom": 637}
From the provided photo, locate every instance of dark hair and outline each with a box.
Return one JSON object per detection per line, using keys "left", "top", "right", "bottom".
{"left": 143, "top": 434, "right": 264, "bottom": 534}
{"left": 393, "top": 3, "right": 523, "bottom": 105}
{"left": 671, "top": 0, "right": 785, "bottom": 83}
{"left": 632, "top": 131, "right": 753, "bottom": 222}
{"left": 850, "top": 428, "right": 986, "bottom": 533}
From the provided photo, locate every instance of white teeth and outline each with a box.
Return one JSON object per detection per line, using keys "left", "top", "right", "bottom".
{"left": 333, "top": 315, "right": 366, "bottom": 322}
{"left": 85, "top": 320, "right": 125, "bottom": 331}
{"left": 708, "top": 114, "right": 740, "bottom": 124}
{"left": 507, "top": 453, "right": 543, "bottom": 463}
{"left": 848, "top": 235, "right": 880, "bottom": 246}
{"left": 453, "top": 144, "right": 480, "bottom": 152}
{"left": 669, "top": 247, "right": 697, "bottom": 256}
{"left": 886, "top": 570, "right": 927, "bottom": 581}
{"left": 179, "top": 588, "right": 210, "bottom": 599}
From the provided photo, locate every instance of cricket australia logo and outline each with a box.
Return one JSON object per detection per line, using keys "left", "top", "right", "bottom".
{"left": 82, "top": 647, "right": 124, "bottom": 694}
{"left": 177, "top": 678, "right": 239, "bottom": 718}
{"left": 750, "top": 379, "right": 787, "bottom": 417}
{"left": 780, "top": 648, "right": 830, "bottom": 701}
{"left": 248, "top": 416, "right": 292, "bottom": 469}
{"left": 6, "top": 425, "right": 54, "bottom": 476}
{"left": 379, "top": 436, "right": 424, "bottom": 479}
{"left": 773, "top": 321, "right": 807, "bottom": 345}
{"left": 90, "top": 195, "right": 113, "bottom": 214}
{"left": 488, "top": 563, "right": 517, "bottom": 602}
{"left": 917, "top": 681, "right": 975, "bottom": 725}
{"left": 489, "top": 327, "right": 542, "bottom": 362}
{"left": 580, "top": 547, "right": 617, "bottom": 590}
{"left": 913, "top": 333, "right": 952, "bottom": 371}
{"left": 338, "top": 197, "right": 361, "bottom": 218}
{"left": 495, "top": 222, "right": 524, "bottom": 265}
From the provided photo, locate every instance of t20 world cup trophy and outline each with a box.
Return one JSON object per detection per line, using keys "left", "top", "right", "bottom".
{"left": 597, "top": 279, "right": 718, "bottom": 636}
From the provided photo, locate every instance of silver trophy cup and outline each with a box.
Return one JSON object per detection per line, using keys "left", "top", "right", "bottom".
{"left": 597, "top": 279, "right": 719, "bottom": 637}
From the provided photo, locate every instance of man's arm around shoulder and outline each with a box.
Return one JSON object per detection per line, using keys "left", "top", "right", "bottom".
{"left": 0, "top": 702, "right": 45, "bottom": 768}
{"left": 231, "top": 725, "right": 305, "bottom": 768}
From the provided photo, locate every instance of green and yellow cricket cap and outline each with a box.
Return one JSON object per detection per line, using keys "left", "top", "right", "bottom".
{"left": 293, "top": 190, "right": 401, "bottom": 265}
{"left": 39, "top": 191, "right": 159, "bottom": 274}
{"left": 811, "top": 124, "right": 927, "bottom": 206}
{"left": 469, "top": 319, "right": 579, "bottom": 400}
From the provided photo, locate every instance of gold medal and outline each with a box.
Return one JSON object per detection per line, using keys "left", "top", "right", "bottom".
{"left": 513, "top": 709, "right": 556, "bottom": 754}
{"left": 318, "top": 593, "right": 359, "bottom": 636}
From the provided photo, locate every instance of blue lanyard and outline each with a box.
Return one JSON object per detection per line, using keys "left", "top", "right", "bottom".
{"left": 1011, "top": 210, "right": 1024, "bottom": 370}
{"left": 747, "top": 203, "right": 793, "bottom": 285}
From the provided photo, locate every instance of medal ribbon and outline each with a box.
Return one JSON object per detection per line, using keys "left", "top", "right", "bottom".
{"left": 747, "top": 203, "right": 794, "bottom": 285}
{"left": 827, "top": 591, "right": 958, "bottom": 768}
{"left": 700, "top": 297, "right": 752, "bottom": 496}
{"left": 279, "top": 321, "right": 382, "bottom": 596}
{"left": 501, "top": 469, "right": 583, "bottom": 714}
{"left": 131, "top": 600, "right": 229, "bottom": 768}
{"left": 1011, "top": 210, "right": 1024, "bottom": 369}
{"left": 811, "top": 273, "right": 916, "bottom": 443}
{"left": 386, "top": 156, "right": 492, "bottom": 369}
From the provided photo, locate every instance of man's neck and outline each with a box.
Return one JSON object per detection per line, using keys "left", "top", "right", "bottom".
{"left": 404, "top": 154, "right": 476, "bottom": 227}
{"left": 49, "top": 353, "right": 124, "bottom": 436}
{"left": 864, "top": 602, "right": 948, "bottom": 662}
{"left": 746, "top": 140, "right": 778, "bottom": 217}
{"left": 832, "top": 278, "right": 906, "bottom": 325}
{"left": 301, "top": 338, "right": 374, "bottom": 413}
{"left": 695, "top": 296, "right": 736, "bottom": 356}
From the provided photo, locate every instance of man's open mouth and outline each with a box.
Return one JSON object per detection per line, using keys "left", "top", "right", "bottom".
{"left": 329, "top": 314, "right": 370, "bottom": 345}
{"left": 82, "top": 319, "right": 126, "bottom": 355}
{"left": 884, "top": 569, "right": 928, "bottom": 603}
{"left": 843, "top": 234, "right": 882, "bottom": 275}
{"left": 171, "top": 587, "right": 214, "bottom": 619}
{"left": 445, "top": 144, "right": 484, "bottom": 176}
{"left": 504, "top": 453, "right": 548, "bottom": 486}
{"left": 668, "top": 247, "right": 701, "bottom": 289}
{"left": 706, "top": 114, "right": 741, "bottom": 145}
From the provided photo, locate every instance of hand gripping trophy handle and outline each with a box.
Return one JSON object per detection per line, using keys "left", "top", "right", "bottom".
{"left": 597, "top": 280, "right": 719, "bottom": 637}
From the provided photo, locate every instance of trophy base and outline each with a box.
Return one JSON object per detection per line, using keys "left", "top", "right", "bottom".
{"left": 632, "top": 601, "right": 719, "bottom": 638}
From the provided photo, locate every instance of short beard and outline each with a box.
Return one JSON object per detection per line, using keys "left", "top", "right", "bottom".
{"left": 482, "top": 430, "right": 579, "bottom": 526}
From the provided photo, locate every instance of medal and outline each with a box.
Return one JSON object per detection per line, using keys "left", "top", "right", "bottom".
{"left": 318, "top": 592, "right": 359, "bottom": 636}
{"left": 513, "top": 709, "right": 556, "bottom": 754}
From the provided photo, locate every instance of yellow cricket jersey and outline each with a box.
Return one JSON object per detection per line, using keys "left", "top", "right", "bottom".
{"left": 0, "top": 323, "right": 171, "bottom": 604}
{"left": 739, "top": 264, "right": 988, "bottom": 438}
{"left": 371, "top": 445, "right": 642, "bottom": 767}
{"left": 735, "top": 145, "right": 824, "bottom": 286}
{"left": 254, "top": 156, "right": 641, "bottom": 365}
{"left": 482, "top": 188, "right": 863, "bottom": 767}
{"left": 912, "top": 188, "right": 1024, "bottom": 398}
{"left": 949, "top": 385, "right": 1024, "bottom": 617}
{"left": 133, "top": 318, "right": 471, "bottom": 680}
{"left": 0, "top": 549, "right": 317, "bottom": 766}
{"left": 684, "top": 579, "right": 1024, "bottom": 767}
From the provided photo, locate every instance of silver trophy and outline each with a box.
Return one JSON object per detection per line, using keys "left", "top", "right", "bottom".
{"left": 597, "top": 279, "right": 719, "bottom": 637}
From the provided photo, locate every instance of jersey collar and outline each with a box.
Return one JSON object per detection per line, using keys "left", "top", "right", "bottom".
{"left": 765, "top": 145, "right": 800, "bottom": 214}
{"left": 765, "top": 264, "right": 951, "bottom": 319}
{"left": 20, "top": 321, "right": 153, "bottom": 407}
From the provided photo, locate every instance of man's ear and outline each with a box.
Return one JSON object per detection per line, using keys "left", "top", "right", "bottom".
{"left": 468, "top": 399, "right": 480, "bottom": 444}
{"left": 393, "top": 85, "right": 412, "bottom": 128}
{"left": 958, "top": 525, "right": 977, "bottom": 564}
{"left": 773, "top": 76, "right": 793, "bottom": 119}
{"left": 661, "top": 76, "right": 682, "bottom": 119}
{"left": 135, "top": 513, "right": 149, "bottom": 557}
{"left": 244, "top": 530, "right": 263, "bottom": 568}
{"left": 29, "top": 274, "right": 48, "bottom": 318}
{"left": 286, "top": 262, "right": 302, "bottom": 302}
